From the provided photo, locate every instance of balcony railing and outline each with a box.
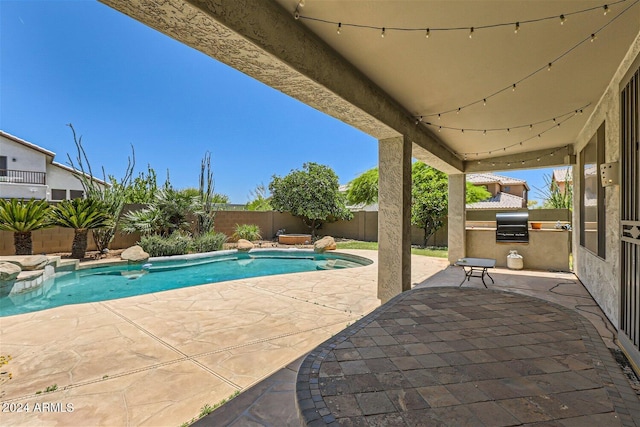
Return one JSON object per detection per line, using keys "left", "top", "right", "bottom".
{"left": 0, "top": 169, "right": 46, "bottom": 185}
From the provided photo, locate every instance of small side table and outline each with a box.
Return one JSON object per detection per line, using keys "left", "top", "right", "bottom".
{"left": 454, "top": 257, "right": 496, "bottom": 288}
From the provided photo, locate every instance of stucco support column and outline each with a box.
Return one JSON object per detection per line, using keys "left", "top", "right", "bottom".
{"left": 448, "top": 174, "right": 466, "bottom": 264}
{"left": 378, "top": 135, "right": 412, "bottom": 303}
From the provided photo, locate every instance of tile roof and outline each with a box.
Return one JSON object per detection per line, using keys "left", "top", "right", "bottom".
{"left": 466, "top": 192, "right": 525, "bottom": 209}
{"left": 466, "top": 172, "right": 530, "bottom": 190}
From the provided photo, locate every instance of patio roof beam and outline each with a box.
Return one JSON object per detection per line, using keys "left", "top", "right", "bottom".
{"left": 99, "top": 0, "right": 462, "bottom": 174}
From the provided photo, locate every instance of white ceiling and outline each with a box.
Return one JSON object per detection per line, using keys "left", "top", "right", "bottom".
{"left": 273, "top": 0, "right": 640, "bottom": 164}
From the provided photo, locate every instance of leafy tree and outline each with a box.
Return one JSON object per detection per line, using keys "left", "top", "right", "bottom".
{"left": 111, "top": 164, "right": 158, "bottom": 204}
{"left": 535, "top": 170, "right": 573, "bottom": 210}
{"left": 411, "top": 163, "right": 449, "bottom": 247}
{"left": 269, "top": 162, "right": 353, "bottom": 238}
{"left": 346, "top": 167, "right": 378, "bottom": 206}
{"left": 48, "top": 198, "right": 112, "bottom": 259}
{"left": 0, "top": 199, "right": 51, "bottom": 255}
{"left": 346, "top": 163, "right": 491, "bottom": 246}
{"left": 246, "top": 184, "right": 271, "bottom": 211}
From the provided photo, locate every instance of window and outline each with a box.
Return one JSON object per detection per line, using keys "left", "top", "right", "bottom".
{"left": 51, "top": 189, "right": 66, "bottom": 200}
{"left": 0, "top": 156, "right": 6, "bottom": 176}
{"left": 580, "top": 122, "right": 606, "bottom": 257}
{"left": 69, "top": 190, "right": 84, "bottom": 199}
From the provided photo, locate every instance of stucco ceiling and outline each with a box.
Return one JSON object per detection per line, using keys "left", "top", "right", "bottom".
{"left": 272, "top": 0, "right": 639, "bottom": 165}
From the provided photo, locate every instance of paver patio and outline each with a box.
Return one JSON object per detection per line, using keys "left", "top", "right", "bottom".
{"left": 0, "top": 250, "right": 447, "bottom": 426}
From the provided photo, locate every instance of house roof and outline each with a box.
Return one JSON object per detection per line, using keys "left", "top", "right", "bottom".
{"left": 0, "top": 130, "right": 55, "bottom": 159}
{"left": 553, "top": 165, "right": 597, "bottom": 183}
{"left": 466, "top": 173, "right": 530, "bottom": 190}
{"left": 466, "top": 192, "right": 525, "bottom": 210}
{"left": 51, "top": 161, "right": 108, "bottom": 186}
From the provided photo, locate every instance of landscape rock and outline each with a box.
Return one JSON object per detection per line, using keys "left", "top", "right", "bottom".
{"left": 121, "top": 245, "right": 150, "bottom": 263}
{"left": 314, "top": 236, "right": 337, "bottom": 253}
{"left": 237, "top": 239, "right": 254, "bottom": 251}
{"left": 0, "top": 262, "right": 21, "bottom": 281}
{"left": 0, "top": 255, "right": 50, "bottom": 271}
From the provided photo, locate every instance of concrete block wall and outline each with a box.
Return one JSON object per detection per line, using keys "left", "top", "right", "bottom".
{"left": 0, "top": 228, "right": 140, "bottom": 256}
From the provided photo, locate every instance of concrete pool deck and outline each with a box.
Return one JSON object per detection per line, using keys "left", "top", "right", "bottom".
{"left": 0, "top": 250, "right": 447, "bottom": 426}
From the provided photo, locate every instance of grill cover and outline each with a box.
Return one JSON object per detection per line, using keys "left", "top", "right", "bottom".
{"left": 496, "top": 212, "right": 529, "bottom": 243}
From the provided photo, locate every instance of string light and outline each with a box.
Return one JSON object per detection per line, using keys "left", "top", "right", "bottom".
{"left": 337, "top": 22, "right": 341, "bottom": 34}
{"left": 469, "top": 27, "right": 474, "bottom": 38}
{"left": 469, "top": 146, "right": 571, "bottom": 167}
{"left": 547, "top": 62, "right": 553, "bottom": 71}
{"left": 483, "top": 99, "right": 487, "bottom": 106}
{"left": 425, "top": 28, "right": 430, "bottom": 38}
{"left": 294, "top": 1, "right": 625, "bottom": 37}
{"left": 404, "top": 1, "right": 635, "bottom": 120}
{"left": 454, "top": 109, "right": 584, "bottom": 158}
{"left": 591, "top": 33, "right": 597, "bottom": 42}
{"left": 416, "top": 103, "right": 590, "bottom": 135}
{"left": 381, "top": 27, "right": 386, "bottom": 38}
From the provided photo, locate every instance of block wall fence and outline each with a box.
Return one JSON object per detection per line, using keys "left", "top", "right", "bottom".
{"left": 0, "top": 208, "right": 567, "bottom": 256}
{"left": 0, "top": 209, "right": 447, "bottom": 255}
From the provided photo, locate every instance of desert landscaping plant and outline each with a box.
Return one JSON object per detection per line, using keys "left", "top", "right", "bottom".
{"left": 0, "top": 199, "right": 51, "bottom": 255}
{"left": 138, "top": 232, "right": 192, "bottom": 257}
{"left": 48, "top": 198, "right": 112, "bottom": 259}
{"left": 233, "top": 224, "right": 262, "bottom": 241}
{"left": 192, "top": 232, "right": 227, "bottom": 252}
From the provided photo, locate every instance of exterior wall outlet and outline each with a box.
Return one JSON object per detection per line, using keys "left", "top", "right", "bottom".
{"left": 600, "top": 162, "right": 619, "bottom": 186}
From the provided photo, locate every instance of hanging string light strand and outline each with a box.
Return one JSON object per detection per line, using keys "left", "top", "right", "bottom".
{"left": 420, "top": 102, "right": 590, "bottom": 134}
{"left": 457, "top": 110, "right": 584, "bottom": 159}
{"left": 475, "top": 146, "right": 570, "bottom": 167}
{"left": 411, "top": 0, "right": 638, "bottom": 118}
{"left": 294, "top": 1, "right": 625, "bottom": 34}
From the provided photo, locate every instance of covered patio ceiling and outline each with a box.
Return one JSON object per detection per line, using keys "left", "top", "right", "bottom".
{"left": 101, "top": 0, "right": 640, "bottom": 174}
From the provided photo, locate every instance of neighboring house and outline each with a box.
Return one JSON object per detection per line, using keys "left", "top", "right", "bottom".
{"left": 341, "top": 172, "right": 529, "bottom": 211}
{"left": 465, "top": 172, "right": 529, "bottom": 209}
{"left": 0, "top": 130, "right": 105, "bottom": 200}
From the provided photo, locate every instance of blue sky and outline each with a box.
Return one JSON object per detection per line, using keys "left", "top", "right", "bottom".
{"left": 1, "top": 1, "right": 554, "bottom": 204}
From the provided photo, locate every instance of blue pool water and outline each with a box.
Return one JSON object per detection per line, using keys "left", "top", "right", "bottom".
{"left": 0, "top": 250, "right": 371, "bottom": 317}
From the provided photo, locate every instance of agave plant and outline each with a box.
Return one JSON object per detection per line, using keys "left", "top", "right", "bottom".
{"left": 48, "top": 198, "right": 113, "bottom": 259}
{"left": 0, "top": 199, "right": 51, "bottom": 255}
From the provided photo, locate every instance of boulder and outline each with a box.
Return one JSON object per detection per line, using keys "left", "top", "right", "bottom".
{"left": 0, "top": 262, "right": 21, "bottom": 282}
{"left": 121, "top": 245, "right": 150, "bottom": 263}
{"left": 237, "top": 239, "right": 254, "bottom": 252}
{"left": 1, "top": 255, "right": 50, "bottom": 271}
{"left": 314, "top": 236, "right": 337, "bottom": 253}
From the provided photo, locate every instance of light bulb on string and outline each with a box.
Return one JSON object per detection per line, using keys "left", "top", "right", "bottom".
{"left": 381, "top": 27, "right": 386, "bottom": 38}
{"left": 604, "top": 4, "right": 609, "bottom": 15}
{"left": 548, "top": 62, "right": 552, "bottom": 71}
{"left": 425, "top": 28, "right": 430, "bottom": 38}
{"left": 437, "top": 114, "right": 441, "bottom": 120}
{"left": 337, "top": 23, "right": 341, "bottom": 34}
{"left": 457, "top": 107, "right": 461, "bottom": 114}
{"left": 560, "top": 14, "right": 566, "bottom": 25}
{"left": 483, "top": 99, "right": 487, "bottom": 106}
{"left": 537, "top": 158, "right": 541, "bottom": 162}
{"left": 469, "top": 27, "right": 474, "bottom": 38}
{"left": 514, "top": 22, "right": 520, "bottom": 33}
{"left": 512, "top": 83, "right": 517, "bottom": 91}
{"left": 591, "top": 33, "right": 597, "bottom": 42}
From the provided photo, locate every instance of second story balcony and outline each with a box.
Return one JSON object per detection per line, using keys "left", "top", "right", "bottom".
{"left": 0, "top": 169, "right": 46, "bottom": 185}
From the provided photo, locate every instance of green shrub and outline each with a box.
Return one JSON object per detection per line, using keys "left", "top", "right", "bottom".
{"left": 233, "top": 224, "right": 261, "bottom": 241}
{"left": 139, "top": 233, "right": 192, "bottom": 257}
{"left": 192, "top": 232, "right": 227, "bottom": 253}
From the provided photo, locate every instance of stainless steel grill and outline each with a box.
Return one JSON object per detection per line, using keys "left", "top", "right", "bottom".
{"left": 496, "top": 212, "right": 529, "bottom": 243}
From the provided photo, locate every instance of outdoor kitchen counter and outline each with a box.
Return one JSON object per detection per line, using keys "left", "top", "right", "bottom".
{"left": 465, "top": 227, "right": 571, "bottom": 271}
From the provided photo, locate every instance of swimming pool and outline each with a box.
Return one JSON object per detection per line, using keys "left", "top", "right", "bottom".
{"left": 0, "top": 249, "right": 372, "bottom": 317}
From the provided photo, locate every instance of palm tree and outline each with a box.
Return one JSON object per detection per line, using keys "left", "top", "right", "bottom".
{"left": 0, "top": 199, "right": 51, "bottom": 255}
{"left": 48, "top": 198, "right": 113, "bottom": 259}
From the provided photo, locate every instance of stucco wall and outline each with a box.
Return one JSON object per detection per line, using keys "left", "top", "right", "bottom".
{"left": 571, "top": 31, "right": 640, "bottom": 328}
{"left": 46, "top": 164, "right": 87, "bottom": 197}
{"left": 0, "top": 135, "right": 47, "bottom": 173}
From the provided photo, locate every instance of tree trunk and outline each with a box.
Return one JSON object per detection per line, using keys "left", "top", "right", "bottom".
{"left": 71, "top": 229, "right": 89, "bottom": 259}
{"left": 14, "top": 232, "right": 33, "bottom": 255}
{"left": 423, "top": 227, "right": 428, "bottom": 248}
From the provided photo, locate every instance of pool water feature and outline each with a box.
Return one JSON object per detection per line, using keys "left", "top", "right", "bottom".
{"left": 0, "top": 250, "right": 372, "bottom": 317}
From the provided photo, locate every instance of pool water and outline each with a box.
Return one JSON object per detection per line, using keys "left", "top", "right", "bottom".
{"left": 0, "top": 250, "right": 371, "bottom": 317}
